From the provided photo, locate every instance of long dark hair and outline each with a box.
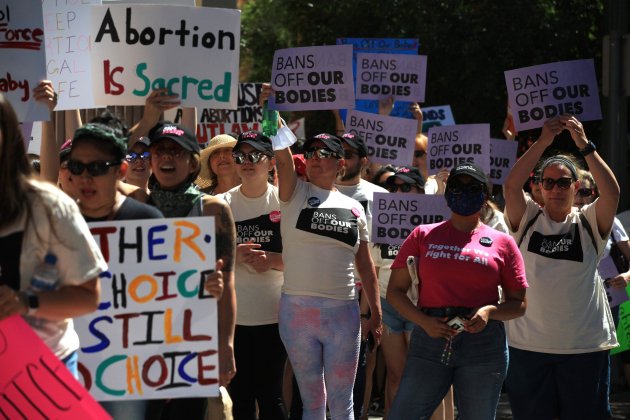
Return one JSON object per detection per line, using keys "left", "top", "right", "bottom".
{"left": 0, "top": 94, "right": 32, "bottom": 228}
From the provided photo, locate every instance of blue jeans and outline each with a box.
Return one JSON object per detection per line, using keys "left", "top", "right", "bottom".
{"left": 389, "top": 321, "right": 508, "bottom": 420}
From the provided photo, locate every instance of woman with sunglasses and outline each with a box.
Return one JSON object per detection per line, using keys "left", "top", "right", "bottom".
{"left": 219, "top": 131, "right": 288, "bottom": 419}
{"left": 386, "top": 162, "right": 527, "bottom": 419}
{"left": 123, "top": 136, "right": 152, "bottom": 193}
{"left": 273, "top": 126, "right": 382, "bottom": 419}
{"left": 144, "top": 121, "right": 237, "bottom": 420}
{"left": 0, "top": 93, "right": 106, "bottom": 376}
{"left": 503, "top": 115, "right": 619, "bottom": 419}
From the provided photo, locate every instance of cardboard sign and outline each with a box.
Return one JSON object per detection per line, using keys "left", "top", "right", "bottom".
{"left": 269, "top": 45, "right": 354, "bottom": 111}
{"left": 0, "top": 1, "right": 49, "bottom": 121}
{"left": 0, "top": 315, "right": 110, "bottom": 419}
{"left": 90, "top": 4, "right": 240, "bottom": 108}
{"left": 75, "top": 217, "right": 219, "bottom": 401}
{"left": 427, "top": 124, "right": 491, "bottom": 176}
{"left": 489, "top": 139, "right": 518, "bottom": 185}
{"left": 345, "top": 110, "right": 417, "bottom": 167}
{"left": 421, "top": 105, "right": 455, "bottom": 132}
{"left": 611, "top": 300, "right": 630, "bottom": 356}
{"left": 505, "top": 59, "right": 602, "bottom": 131}
{"left": 372, "top": 193, "right": 450, "bottom": 245}
{"left": 356, "top": 52, "right": 427, "bottom": 102}
{"left": 42, "top": 0, "right": 101, "bottom": 110}
{"left": 336, "top": 37, "right": 419, "bottom": 118}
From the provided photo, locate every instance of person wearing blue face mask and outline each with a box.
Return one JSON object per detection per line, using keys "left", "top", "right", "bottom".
{"left": 386, "top": 162, "right": 528, "bottom": 420}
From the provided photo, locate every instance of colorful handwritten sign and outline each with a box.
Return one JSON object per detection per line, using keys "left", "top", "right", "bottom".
{"left": 421, "top": 105, "right": 455, "bottom": 133}
{"left": 356, "top": 52, "right": 427, "bottom": 102}
{"left": 90, "top": 4, "right": 240, "bottom": 108}
{"left": 427, "top": 124, "right": 491, "bottom": 176}
{"left": 0, "top": 315, "right": 111, "bottom": 419}
{"left": 505, "top": 59, "right": 602, "bottom": 131}
{"left": 611, "top": 300, "right": 630, "bottom": 355}
{"left": 269, "top": 45, "right": 354, "bottom": 111}
{"left": 372, "top": 193, "right": 450, "bottom": 245}
{"left": 42, "top": 0, "right": 101, "bottom": 110}
{"left": 489, "top": 139, "right": 518, "bottom": 185}
{"left": 75, "top": 217, "right": 219, "bottom": 401}
{"left": 0, "top": 0, "right": 49, "bottom": 121}
{"left": 345, "top": 110, "right": 417, "bottom": 167}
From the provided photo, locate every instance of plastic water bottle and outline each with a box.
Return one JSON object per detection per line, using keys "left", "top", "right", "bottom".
{"left": 262, "top": 101, "right": 278, "bottom": 137}
{"left": 30, "top": 253, "right": 59, "bottom": 291}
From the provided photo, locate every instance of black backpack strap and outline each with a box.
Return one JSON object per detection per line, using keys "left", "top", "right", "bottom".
{"left": 517, "top": 209, "right": 543, "bottom": 248}
{"left": 578, "top": 212, "right": 598, "bottom": 253}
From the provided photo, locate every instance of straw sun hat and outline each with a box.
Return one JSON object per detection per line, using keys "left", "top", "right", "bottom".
{"left": 196, "top": 134, "right": 237, "bottom": 189}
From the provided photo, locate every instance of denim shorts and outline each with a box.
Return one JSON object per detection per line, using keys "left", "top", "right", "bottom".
{"left": 381, "top": 297, "right": 414, "bottom": 333}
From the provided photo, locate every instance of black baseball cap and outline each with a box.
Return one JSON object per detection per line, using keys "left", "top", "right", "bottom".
{"left": 387, "top": 166, "right": 424, "bottom": 187}
{"left": 340, "top": 132, "right": 368, "bottom": 157}
{"left": 148, "top": 121, "right": 200, "bottom": 153}
{"left": 449, "top": 162, "right": 488, "bottom": 184}
{"left": 235, "top": 131, "right": 274, "bottom": 155}
{"left": 303, "top": 133, "right": 344, "bottom": 157}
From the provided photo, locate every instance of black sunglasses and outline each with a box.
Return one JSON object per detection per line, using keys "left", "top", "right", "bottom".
{"left": 388, "top": 183, "right": 422, "bottom": 193}
{"left": 414, "top": 150, "right": 427, "bottom": 158}
{"left": 304, "top": 148, "right": 341, "bottom": 160}
{"left": 232, "top": 151, "right": 267, "bottom": 164}
{"left": 541, "top": 177, "right": 573, "bottom": 191}
{"left": 125, "top": 151, "right": 150, "bottom": 163}
{"left": 447, "top": 181, "right": 485, "bottom": 195}
{"left": 67, "top": 159, "right": 121, "bottom": 177}
{"left": 576, "top": 187, "right": 594, "bottom": 197}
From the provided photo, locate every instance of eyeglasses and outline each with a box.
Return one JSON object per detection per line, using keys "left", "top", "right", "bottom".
{"left": 576, "top": 187, "right": 594, "bottom": 197}
{"left": 388, "top": 183, "right": 422, "bottom": 193}
{"left": 414, "top": 150, "right": 427, "bottom": 158}
{"left": 447, "top": 181, "right": 485, "bottom": 195}
{"left": 125, "top": 151, "right": 151, "bottom": 163}
{"left": 67, "top": 159, "right": 121, "bottom": 177}
{"left": 233, "top": 151, "right": 267, "bottom": 164}
{"left": 304, "top": 148, "right": 341, "bottom": 160}
{"left": 151, "top": 146, "right": 186, "bottom": 158}
{"left": 541, "top": 177, "right": 573, "bottom": 191}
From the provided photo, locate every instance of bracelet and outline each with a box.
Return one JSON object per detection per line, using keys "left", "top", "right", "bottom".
{"left": 360, "top": 313, "right": 370, "bottom": 319}
{"left": 579, "top": 141, "right": 596, "bottom": 157}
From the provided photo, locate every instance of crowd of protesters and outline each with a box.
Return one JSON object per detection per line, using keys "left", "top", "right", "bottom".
{"left": 0, "top": 74, "right": 627, "bottom": 420}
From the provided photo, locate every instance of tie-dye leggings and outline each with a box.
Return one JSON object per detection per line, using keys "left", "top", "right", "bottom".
{"left": 279, "top": 294, "right": 360, "bottom": 420}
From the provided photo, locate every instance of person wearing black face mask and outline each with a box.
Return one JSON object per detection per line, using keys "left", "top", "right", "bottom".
{"left": 386, "top": 162, "right": 528, "bottom": 419}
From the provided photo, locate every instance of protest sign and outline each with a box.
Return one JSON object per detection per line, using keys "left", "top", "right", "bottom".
{"left": 356, "top": 52, "right": 427, "bottom": 102}
{"left": 269, "top": 45, "right": 354, "bottom": 111}
{"left": 346, "top": 110, "right": 417, "bottom": 167}
{"left": 372, "top": 193, "right": 450, "bottom": 245}
{"left": 0, "top": 315, "right": 110, "bottom": 419}
{"left": 421, "top": 105, "right": 455, "bottom": 132}
{"left": 427, "top": 124, "right": 491, "bottom": 177}
{"left": 336, "top": 37, "right": 419, "bottom": 118}
{"left": 489, "top": 138, "right": 518, "bottom": 185}
{"left": 612, "top": 300, "right": 630, "bottom": 355}
{"left": 0, "top": 0, "right": 49, "bottom": 121}
{"left": 42, "top": 0, "right": 101, "bottom": 110}
{"left": 505, "top": 59, "right": 602, "bottom": 131}
{"left": 90, "top": 4, "right": 240, "bottom": 109}
{"left": 75, "top": 217, "right": 219, "bottom": 401}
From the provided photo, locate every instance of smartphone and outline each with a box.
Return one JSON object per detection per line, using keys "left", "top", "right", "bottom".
{"left": 446, "top": 316, "right": 466, "bottom": 333}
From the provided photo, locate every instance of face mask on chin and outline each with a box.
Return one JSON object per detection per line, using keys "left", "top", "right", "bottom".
{"left": 445, "top": 189, "right": 485, "bottom": 216}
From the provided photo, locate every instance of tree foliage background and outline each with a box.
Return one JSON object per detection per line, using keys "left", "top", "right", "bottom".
{"left": 240, "top": 0, "right": 604, "bottom": 139}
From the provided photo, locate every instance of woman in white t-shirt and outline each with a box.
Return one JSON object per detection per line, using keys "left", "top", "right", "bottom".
{"left": 503, "top": 115, "right": 620, "bottom": 419}
{"left": 273, "top": 125, "right": 383, "bottom": 419}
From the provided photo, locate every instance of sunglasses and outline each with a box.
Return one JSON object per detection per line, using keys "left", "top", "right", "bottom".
{"left": 67, "top": 159, "right": 120, "bottom": 177}
{"left": 387, "top": 183, "right": 421, "bottom": 193}
{"left": 125, "top": 151, "right": 151, "bottom": 163}
{"left": 414, "top": 150, "right": 427, "bottom": 158}
{"left": 576, "top": 187, "right": 594, "bottom": 197}
{"left": 447, "top": 181, "right": 485, "bottom": 195}
{"left": 232, "top": 151, "right": 268, "bottom": 164}
{"left": 541, "top": 177, "right": 573, "bottom": 191}
{"left": 304, "top": 148, "right": 341, "bottom": 160}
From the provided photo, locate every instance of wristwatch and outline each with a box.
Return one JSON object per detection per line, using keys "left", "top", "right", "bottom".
{"left": 25, "top": 290, "right": 39, "bottom": 316}
{"left": 579, "top": 141, "right": 596, "bottom": 157}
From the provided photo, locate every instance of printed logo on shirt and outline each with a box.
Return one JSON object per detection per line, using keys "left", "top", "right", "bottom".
{"left": 296, "top": 208, "right": 359, "bottom": 247}
{"left": 380, "top": 243, "right": 401, "bottom": 259}
{"left": 479, "top": 237, "right": 493, "bottom": 247}
{"left": 236, "top": 214, "right": 283, "bottom": 253}
{"left": 307, "top": 197, "right": 321, "bottom": 207}
{"left": 269, "top": 210, "right": 281, "bottom": 223}
{"left": 527, "top": 223, "right": 583, "bottom": 262}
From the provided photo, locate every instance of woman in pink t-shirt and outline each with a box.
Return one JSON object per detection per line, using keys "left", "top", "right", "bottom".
{"left": 386, "top": 162, "right": 528, "bottom": 420}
